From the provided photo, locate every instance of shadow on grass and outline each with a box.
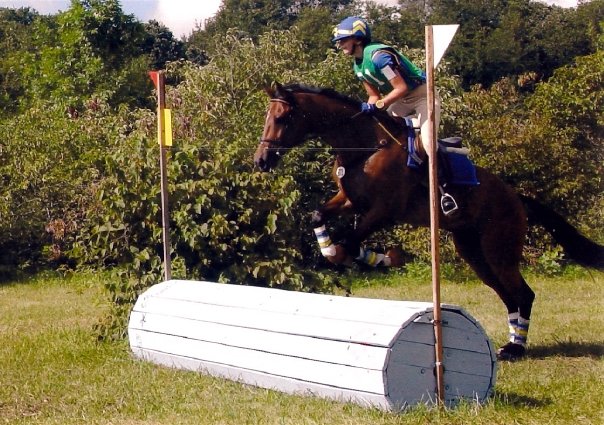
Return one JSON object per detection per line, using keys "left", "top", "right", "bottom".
{"left": 526, "top": 340, "right": 604, "bottom": 359}
{"left": 492, "top": 391, "right": 552, "bottom": 408}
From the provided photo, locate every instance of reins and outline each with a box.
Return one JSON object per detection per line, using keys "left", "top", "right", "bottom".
{"left": 261, "top": 96, "right": 405, "bottom": 152}
{"left": 371, "top": 116, "right": 403, "bottom": 147}
{"left": 350, "top": 110, "right": 403, "bottom": 147}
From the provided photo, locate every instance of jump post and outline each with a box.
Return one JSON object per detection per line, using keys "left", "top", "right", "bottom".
{"left": 128, "top": 279, "right": 496, "bottom": 410}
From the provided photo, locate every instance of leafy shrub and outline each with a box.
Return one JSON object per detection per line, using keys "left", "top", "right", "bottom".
{"left": 448, "top": 52, "right": 603, "bottom": 251}
{"left": 534, "top": 248, "right": 564, "bottom": 277}
{"left": 0, "top": 99, "right": 119, "bottom": 278}
{"left": 71, "top": 30, "right": 344, "bottom": 338}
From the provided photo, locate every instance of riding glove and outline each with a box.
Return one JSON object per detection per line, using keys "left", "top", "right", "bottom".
{"left": 360, "top": 102, "right": 376, "bottom": 115}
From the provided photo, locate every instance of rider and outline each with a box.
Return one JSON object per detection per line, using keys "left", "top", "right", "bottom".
{"left": 332, "top": 16, "right": 457, "bottom": 215}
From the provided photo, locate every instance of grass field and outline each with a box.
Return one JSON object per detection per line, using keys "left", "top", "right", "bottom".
{"left": 0, "top": 270, "right": 602, "bottom": 424}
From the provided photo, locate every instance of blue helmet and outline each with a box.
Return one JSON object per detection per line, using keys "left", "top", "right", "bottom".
{"left": 332, "top": 16, "right": 371, "bottom": 43}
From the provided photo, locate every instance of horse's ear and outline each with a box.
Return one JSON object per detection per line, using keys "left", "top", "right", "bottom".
{"left": 264, "top": 84, "right": 275, "bottom": 98}
{"left": 264, "top": 81, "right": 283, "bottom": 98}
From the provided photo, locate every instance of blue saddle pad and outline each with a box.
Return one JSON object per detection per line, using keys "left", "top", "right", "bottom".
{"left": 438, "top": 142, "right": 480, "bottom": 186}
{"left": 403, "top": 121, "right": 480, "bottom": 186}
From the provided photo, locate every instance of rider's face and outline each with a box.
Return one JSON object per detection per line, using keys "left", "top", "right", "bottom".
{"left": 336, "top": 37, "right": 358, "bottom": 57}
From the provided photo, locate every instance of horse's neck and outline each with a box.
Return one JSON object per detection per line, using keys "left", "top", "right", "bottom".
{"left": 297, "top": 94, "right": 393, "bottom": 155}
{"left": 311, "top": 108, "right": 376, "bottom": 150}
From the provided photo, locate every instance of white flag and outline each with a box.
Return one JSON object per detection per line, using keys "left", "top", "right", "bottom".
{"left": 433, "top": 25, "right": 459, "bottom": 68}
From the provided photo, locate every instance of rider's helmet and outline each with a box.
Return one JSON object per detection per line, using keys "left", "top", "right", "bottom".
{"left": 332, "top": 16, "right": 371, "bottom": 43}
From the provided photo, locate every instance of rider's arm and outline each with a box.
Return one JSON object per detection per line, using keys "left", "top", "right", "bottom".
{"left": 379, "top": 73, "right": 408, "bottom": 108}
{"left": 373, "top": 52, "right": 409, "bottom": 109}
{"left": 363, "top": 80, "right": 381, "bottom": 104}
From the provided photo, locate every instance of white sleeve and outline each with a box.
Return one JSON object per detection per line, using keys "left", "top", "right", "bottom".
{"left": 381, "top": 65, "right": 397, "bottom": 81}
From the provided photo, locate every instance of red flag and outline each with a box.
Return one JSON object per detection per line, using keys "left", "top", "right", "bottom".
{"left": 148, "top": 71, "right": 159, "bottom": 89}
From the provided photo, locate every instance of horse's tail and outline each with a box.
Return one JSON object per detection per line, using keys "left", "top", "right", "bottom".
{"left": 520, "top": 195, "right": 604, "bottom": 270}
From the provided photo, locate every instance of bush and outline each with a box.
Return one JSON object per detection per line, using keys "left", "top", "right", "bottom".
{"left": 0, "top": 99, "right": 119, "bottom": 277}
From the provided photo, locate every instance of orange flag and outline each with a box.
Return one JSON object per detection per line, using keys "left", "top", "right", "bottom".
{"left": 148, "top": 71, "right": 159, "bottom": 89}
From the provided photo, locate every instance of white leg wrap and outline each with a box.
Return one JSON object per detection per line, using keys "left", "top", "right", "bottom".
{"left": 313, "top": 225, "right": 336, "bottom": 257}
{"left": 356, "top": 247, "right": 388, "bottom": 267}
{"left": 507, "top": 312, "right": 530, "bottom": 346}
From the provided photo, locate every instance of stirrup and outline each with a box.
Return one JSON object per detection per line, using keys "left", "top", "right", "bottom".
{"left": 441, "top": 193, "right": 458, "bottom": 216}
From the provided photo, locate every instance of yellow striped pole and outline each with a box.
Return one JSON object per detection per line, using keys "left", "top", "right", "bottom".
{"left": 149, "top": 70, "right": 172, "bottom": 281}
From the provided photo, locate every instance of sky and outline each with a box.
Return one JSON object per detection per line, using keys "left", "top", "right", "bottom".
{"left": 0, "top": 0, "right": 581, "bottom": 38}
{"left": 0, "top": 0, "right": 221, "bottom": 37}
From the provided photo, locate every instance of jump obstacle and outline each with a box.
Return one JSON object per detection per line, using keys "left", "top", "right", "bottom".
{"left": 128, "top": 280, "right": 496, "bottom": 410}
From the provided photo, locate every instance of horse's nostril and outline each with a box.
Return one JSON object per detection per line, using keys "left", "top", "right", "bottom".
{"left": 255, "top": 158, "right": 267, "bottom": 171}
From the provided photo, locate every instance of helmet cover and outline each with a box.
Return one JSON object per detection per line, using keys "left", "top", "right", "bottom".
{"left": 332, "top": 16, "right": 371, "bottom": 43}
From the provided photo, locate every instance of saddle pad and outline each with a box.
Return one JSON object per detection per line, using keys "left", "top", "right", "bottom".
{"left": 439, "top": 147, "right": 480, "bottom": 186}
{"left": 403, "top": 119, "right": 479, "bottom": 186}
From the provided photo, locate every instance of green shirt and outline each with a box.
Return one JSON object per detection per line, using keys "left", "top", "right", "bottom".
{"left": 353, "top": 43, "right": 426, "bottom": 93}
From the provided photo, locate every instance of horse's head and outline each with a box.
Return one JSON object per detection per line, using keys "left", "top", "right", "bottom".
{"left": 253, "top": 82, "right": 401, "bottom": 172}
{"left": 254, "top": 82, "right": 307, "bottom": 172}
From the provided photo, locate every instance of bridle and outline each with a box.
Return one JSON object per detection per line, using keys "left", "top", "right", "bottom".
{"left": 258, "top": 98, "right": 291, "bottom": 150}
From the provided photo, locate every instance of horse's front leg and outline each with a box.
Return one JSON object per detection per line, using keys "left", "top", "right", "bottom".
{"left": 311, "top": 190, "right": 356, "bottom": 265}
{"left": 312, "top": 196, "right": 401, "bottom": 267}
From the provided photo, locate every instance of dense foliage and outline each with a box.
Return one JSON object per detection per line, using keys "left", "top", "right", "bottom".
{"left": 0, "top": 0, "right": 601, "bottom": 337}
{"left": 0, "top": 0, "right": 187, "bottom": 114}
{"left": 190, "top": 0, "right": 604, "bottom": 88}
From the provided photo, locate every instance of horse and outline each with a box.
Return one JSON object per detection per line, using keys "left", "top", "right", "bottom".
{"left": 253, "top": 82, "right": 604, "bottom": 361}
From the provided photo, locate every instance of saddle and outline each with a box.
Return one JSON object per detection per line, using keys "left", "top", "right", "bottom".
{"left": 403, "top": 117, "right": 479, "bottom": 187}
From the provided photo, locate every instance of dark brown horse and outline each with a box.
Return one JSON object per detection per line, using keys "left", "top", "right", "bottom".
{"left": 253, "top": 82, "right": 604, "bottom": 361}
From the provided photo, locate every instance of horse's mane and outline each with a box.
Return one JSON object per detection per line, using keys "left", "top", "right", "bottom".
{"left": 281, "top": 83, "right": 360, "bottom": 108}
{"left": 277, "top": 83, "right": 399, "bottom": 129}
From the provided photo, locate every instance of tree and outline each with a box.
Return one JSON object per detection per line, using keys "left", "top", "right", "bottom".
{"left": 0, "top": 7, "right": 40, "bottom": 113}
{"left": 294, "top": 6, "right": 340, "bottom": 62}
{"left": 187, "top": 0, "right": 355, "bottom": 61}
{"left": 143, "top": 20, "right": 186, "bottom": 70}
{"left": 365, "top": 0, "right": 425, "bottom": 48}
{"left": 16, "top": 0, "right": 153, "bottom": 110}
{"left": 429, "top": 0, "right": 603, "bottom": 88}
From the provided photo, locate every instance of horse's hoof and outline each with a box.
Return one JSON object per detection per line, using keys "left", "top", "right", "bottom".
{"left": 496, "top": 342, "right": 526, "bottom": 361}
{"left": 385, "top": 248, "right": 405, "bottom": 267}
{"left": 326, "top": 244, "right": 349, "bottom": 265}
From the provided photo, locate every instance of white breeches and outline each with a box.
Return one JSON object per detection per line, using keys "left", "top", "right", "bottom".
{"left": 386, "top": 84, "right": 441, "bottom": 155}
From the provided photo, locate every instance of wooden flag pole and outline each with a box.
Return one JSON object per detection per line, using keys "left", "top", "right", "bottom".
{"left": 150, "top": 70, "right": 172, "bottom": 281}
{"left": 425, "top": 25, "right": 445, "bottom": 405}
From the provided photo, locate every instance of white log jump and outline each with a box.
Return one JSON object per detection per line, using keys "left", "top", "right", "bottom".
{"left": 128, "top": 280, "right": 496, "bottom": 410}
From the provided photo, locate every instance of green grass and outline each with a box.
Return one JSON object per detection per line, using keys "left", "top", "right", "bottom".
{"left": 0, "top": 270, "right": 602, "bottom": 424}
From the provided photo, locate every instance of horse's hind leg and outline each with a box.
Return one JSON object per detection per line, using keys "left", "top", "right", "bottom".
{"left": 452, "top": 229, "right": 534, "bottom": 360}
{"left": 480, "top": 219, "right": 536, "bottom": 360}
{"left": 487, "top": 263, "right": 535, "bottom": 361}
